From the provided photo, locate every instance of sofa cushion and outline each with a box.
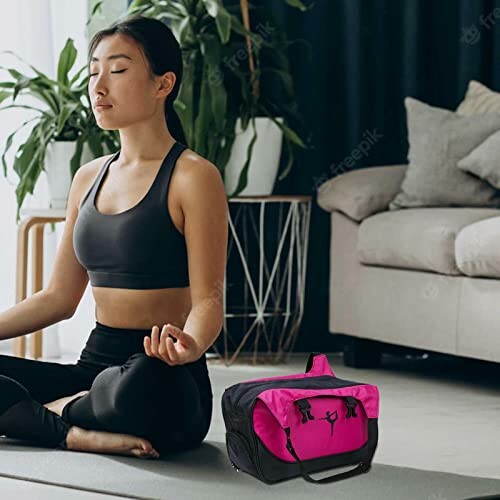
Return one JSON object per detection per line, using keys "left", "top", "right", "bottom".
{"left": 455, "top": 216, "right": 500, "bottom": 278}
{"left": 457, "top": 128, "right": 500, "bottom": 189}
{"left": 388, "top": 97, "right": 500, "bottom": 210}
{"left": 316, "top": 165, "right": 407, "bottom": 221}
{"left": 456, "top": 80, "right": 500, "bottom": 116}
{"left": 357, "top": 208, "right": 500, "bottom": 275}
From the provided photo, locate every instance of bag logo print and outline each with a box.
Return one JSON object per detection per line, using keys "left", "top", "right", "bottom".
{"left": 296, "top": 399, "right": 341, "bottom": 437}
{"left": 318, "top": 410, "right": 338, "bottom": 436}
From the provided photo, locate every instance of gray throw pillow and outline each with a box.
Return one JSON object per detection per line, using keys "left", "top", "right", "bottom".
{"left": 457, "top": 129, "right": 500, "bottom": 189}
{"left": 389, "top": 97, "right": 500, "bottom": 210}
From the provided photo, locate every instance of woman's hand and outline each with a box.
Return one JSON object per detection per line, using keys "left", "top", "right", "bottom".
{"left": 144, "top": 324, "right": 203, "bottom": 366}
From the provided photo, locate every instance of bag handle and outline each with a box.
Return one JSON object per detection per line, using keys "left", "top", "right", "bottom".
{"left": 305, "top": 352, "right": 336, "bottom": 377}
{"left": 285, "top": 427, "right": 370, "bottom": 484}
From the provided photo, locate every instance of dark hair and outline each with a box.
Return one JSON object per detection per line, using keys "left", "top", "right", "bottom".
{"left": 88, "top": 14, "right": 186, "bottom": 144}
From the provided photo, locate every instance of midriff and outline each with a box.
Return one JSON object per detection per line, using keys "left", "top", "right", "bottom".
{"left": 91, "top": 285, "right": 192, "bottom": 330}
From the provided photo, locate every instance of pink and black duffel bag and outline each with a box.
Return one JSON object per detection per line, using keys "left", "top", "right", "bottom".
{"left": 222, "top": 352, "right": 379, "bottom": 484}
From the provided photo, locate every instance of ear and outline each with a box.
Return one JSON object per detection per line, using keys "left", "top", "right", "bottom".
{"left": 157, "top": 70, "right": 176, "bottom": 98}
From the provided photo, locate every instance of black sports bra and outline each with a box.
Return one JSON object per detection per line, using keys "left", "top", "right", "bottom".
{"left": 73, "top": 141, "right": 190, "bottom": 289}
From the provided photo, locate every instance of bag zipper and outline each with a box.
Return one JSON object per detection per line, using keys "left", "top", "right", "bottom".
{"left": 231, "top": 374, "right": 362, "bottom": 408}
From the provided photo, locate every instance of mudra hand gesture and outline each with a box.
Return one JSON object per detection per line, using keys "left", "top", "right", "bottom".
{"left": 144, "top": 324, "right": 203, "bottom": 366}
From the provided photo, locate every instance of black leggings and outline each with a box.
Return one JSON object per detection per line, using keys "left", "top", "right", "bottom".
{"left": 0, "top": 321, "right": 213, "bottom": 456}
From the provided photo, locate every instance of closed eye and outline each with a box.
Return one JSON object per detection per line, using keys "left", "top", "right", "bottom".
{"left": 89, "top": 69, "right": 127, "bottom": 77}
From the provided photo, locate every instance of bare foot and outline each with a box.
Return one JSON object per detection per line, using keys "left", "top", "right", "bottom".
{"left": 44, "top": 391, "right": 89, "bottom": 417}
{"left": 65, "top": 425, "right": 160, "bottom": 459}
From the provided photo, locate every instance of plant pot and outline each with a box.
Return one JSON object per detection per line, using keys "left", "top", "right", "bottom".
{"left": 44, "top": 140, "right": 93, "bottom": 209}
{"left": 224, "top": 116, "right": 284, "bottom": 196}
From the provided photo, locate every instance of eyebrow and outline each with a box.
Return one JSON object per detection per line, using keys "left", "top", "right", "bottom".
{"left": 90, "top": 53, "right": 133, "bottom": 63}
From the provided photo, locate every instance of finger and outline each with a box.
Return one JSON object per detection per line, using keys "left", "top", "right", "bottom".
{"left": 143, "top": 336, "right": 152, "bottom": 356}
{"left": 158, "top": 326, "right": 171, "bottom": 363}
{"left": 166, "top": 336, "right": 179, "bottom": 364}
{"left": 165, "top": 324, "right": 183, "bottom": 343}
{"left": 160, "top": 325, "right": 169, "bottom": 349}
{"left": 151, "top": 325, "right": 160, "bottom": 355}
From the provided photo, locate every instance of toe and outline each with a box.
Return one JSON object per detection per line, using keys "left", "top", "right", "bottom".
{"left": 139, "top": 439, "right": 154, "bottom": 452}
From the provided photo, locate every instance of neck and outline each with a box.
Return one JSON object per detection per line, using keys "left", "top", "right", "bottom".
{"left": 117, "top": 114, "right": 176, "bottom": 166}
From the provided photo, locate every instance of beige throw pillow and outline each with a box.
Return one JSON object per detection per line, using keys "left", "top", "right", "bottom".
{"left": 456, "top": 80, "right": 500, "bottom": 116}
{"left": 457, "top": 129, "right": 500, "bottom": 189}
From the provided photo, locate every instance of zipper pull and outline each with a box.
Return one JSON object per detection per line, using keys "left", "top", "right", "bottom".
{"left": 295, "top": 398, "right": 315, "bottom": 423}
{"left": 345, "top": 396, "right": 358, "bottom": 418}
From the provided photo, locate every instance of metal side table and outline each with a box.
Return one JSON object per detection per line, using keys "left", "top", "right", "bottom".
{"left": 210, "top": 195, "right": 312, "bottom": 366}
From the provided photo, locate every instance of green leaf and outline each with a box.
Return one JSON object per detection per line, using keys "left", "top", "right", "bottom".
{"left": 127, "top": 0, "right": 150, "bottom": 11}
{"left": 216, "top": 115, "right": 237, "bottom": 176}
{"left": 57, "top": 38, "right": 77, "bottom": 88}
{"left": 0, "top": 90, "right": 11, "bottom": 104}
{"left": 0, "top": 103, "right": 46, "bottom": 114}
{"left": 0, "top": 50, "right": 59, "bottom": 87}
{"left": 201, "top": 0, "right": 231, "bottom": 43}
{"left": 1, "top": 116, "right": 38, "bottom": 177}
{"left": 279, "top": 122, "right": 305, "bottom": 148}
{"left": 200, "top": 33, "right": 220, "bottom": 65}
{"left": 175, "top": 52, "right": 196, "bottom": 147}
{"left": 200, "top": 35, "right": 227, "bottom": 134}
{"left": 285, "top": 0, "right": 309, "bottom": 11}
{"left": 56, "top": 102, "right": 80, "bottom": 136}
{"left": 178, "top": 15, "right": 196, "bottom": 46}
{"left": 69, "top": 135, "right": 85, "bottom": 177}
{"left": 277, "top": 133, "right": 293, "bottom": 180}
{"left": 69, "top": 64, "right": 89, "bottom": 85}
{"left": 227, "top": 117, "right": 258, "bottom": 197}
{"left": 87, "top": 126, "right": 106, "bottom": 154}
{"left": 193, "top": 65, "right": 211, "bottom": 155}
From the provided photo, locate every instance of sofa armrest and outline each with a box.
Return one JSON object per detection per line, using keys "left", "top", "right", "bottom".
{"left": 316, "top": 164, "right": 408, "bottom": 221}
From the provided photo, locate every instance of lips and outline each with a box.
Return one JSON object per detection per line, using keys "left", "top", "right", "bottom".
{"left": 95, "top": 103, "right": 112, "bottom": 109}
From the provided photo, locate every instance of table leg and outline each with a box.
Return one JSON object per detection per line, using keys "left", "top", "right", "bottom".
{"left": 14, "top": 219, "right": 31, "bottom": 358}
{"left": 30, "top": 223, "right": 44, "bottom": 359}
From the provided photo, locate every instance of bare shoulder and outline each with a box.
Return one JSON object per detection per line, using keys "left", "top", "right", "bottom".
{"left": 76, "top": 152, "right": 114, "bottom": 181}
{"left": 174, "top": 148, "right": 225, "bottom": 196}
{"left": 72, "top": 153, "right": 115, "bottom": 208}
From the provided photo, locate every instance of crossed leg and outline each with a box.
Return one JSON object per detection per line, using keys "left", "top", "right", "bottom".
{"left": 62, "top": 352, "right": 211, "bottom": 456}
{"left": 0, "top": 353, "right": 158, "bottom": 457}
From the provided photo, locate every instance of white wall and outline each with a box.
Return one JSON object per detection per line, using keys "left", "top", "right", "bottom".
{"left": 0, "top": 0, "right": 127, "bottom": 359}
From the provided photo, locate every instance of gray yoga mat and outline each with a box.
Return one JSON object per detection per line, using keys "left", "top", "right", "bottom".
{"left": 0, "top": 437, "right": 499, "bottom": 500}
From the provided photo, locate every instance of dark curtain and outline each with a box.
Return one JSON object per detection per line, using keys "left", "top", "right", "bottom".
{"left": 125, "top": 0, "right": 500, "bottom": 353}
{"left": 252, "top": 0, "right": 500, "bottom": 352}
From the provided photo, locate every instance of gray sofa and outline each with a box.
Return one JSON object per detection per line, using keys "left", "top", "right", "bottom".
{"left": 317, "top": 164, "right": 500, "bottom": 367}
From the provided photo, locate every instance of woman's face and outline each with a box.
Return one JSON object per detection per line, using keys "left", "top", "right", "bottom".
{"left": 88, "top": 33, "right": 170, "bottom": 130}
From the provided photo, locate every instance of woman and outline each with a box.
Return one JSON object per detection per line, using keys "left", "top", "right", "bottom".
{"left": 0, "top": 15, "right": 228, "bottom": 460}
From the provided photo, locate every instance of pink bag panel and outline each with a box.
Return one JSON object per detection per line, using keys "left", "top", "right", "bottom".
{"left": 238, "top": 354, "right": 336, "bottom": 385}
{"left": 253, "top": 388, "right": 375, "bottom": 461}
{"left": 256, "top": 384, "right": 379, "bottom": 426}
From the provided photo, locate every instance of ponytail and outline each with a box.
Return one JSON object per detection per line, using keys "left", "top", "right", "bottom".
{"left": 165, "top": 97, "right": 187, "bottom": 145}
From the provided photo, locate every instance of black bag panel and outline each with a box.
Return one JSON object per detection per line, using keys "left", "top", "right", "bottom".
{"left": 226, "top": 430, "right": 258, "bottom": 476}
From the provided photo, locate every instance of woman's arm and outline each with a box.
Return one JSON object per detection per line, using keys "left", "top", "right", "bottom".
{"left": 181, "top": 157, "right": 228, "bottom": 354}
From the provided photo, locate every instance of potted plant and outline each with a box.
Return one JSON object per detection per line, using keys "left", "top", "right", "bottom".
{"left": 0, "top": 38, "right": 119, "bottom": 223}
{"left": 117, "top": 0, "right": 312, "bottom": 196}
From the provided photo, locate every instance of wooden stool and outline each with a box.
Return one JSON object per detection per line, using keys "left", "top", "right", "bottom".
{"left": 14, "top": 209, "right": 66, "bottom": 358}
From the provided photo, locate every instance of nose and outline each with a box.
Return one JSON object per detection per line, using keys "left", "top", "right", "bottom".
{"left": 89, "top": 73, "right": 108, "bottom": 99}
